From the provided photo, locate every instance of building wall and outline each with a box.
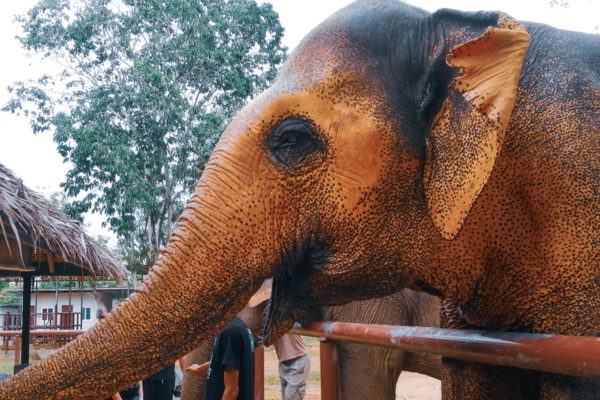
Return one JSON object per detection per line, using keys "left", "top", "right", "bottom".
{"left": 33, "top": 292, "right": 100, "bottom": 331}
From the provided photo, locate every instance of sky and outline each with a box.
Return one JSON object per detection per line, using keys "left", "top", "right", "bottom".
{"left": 0, "top": 0, "right": 598, "bottom": 243}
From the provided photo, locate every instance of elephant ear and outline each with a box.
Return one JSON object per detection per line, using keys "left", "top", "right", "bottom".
{"left": 424, "top": 16, "right": 530, "bottom": 240}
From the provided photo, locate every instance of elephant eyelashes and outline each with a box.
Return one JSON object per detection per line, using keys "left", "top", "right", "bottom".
{"left": 266, "top": 117, "right": 324, "bottom": 169}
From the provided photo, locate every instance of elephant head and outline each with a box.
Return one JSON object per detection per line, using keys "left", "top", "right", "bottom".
{"left": 10, "top": 0, "right": 599, "bottom": 398}
{"left": 256, "top": 1, "right": 532, "bottom": 340}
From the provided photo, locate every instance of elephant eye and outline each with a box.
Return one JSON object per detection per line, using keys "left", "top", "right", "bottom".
{"left": 266, "top": 117, "right": 324, "bottom": 168}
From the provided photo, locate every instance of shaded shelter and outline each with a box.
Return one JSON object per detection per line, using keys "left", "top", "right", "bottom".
{"left": 0, "top": 163, "right": 127, "bottom": 371}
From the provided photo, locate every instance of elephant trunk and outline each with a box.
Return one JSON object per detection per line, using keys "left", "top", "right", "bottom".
{"left": 0, "top": 161, "right": 271, "bottom": 399}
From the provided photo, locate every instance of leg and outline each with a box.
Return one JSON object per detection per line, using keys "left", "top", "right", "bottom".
{"left": 337, "top": 342, "right": 405, "bottom": 400}
{"left": 279, "top": 361, "right": 288, "bottom": 399}
{"left": 142, "top": 381, "right": 156, "bottom": 400}
{"left": 281, "top": 355, "right": 311, "bottom": 400}
{"left": 442, "top": 358, "right": 540, "bottom": 400}
{"left": 540, "top": 373, "right": 600, "bottom": 400}
{"left": 440, "top": 304, "right": 541, "bottom": 400}
{"left": 156, "top": 379, "right": 175, "bottom": 400}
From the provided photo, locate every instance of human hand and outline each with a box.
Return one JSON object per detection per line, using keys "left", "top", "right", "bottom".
{"left": 186, "top": 362, "right": 210, "bottom": 376}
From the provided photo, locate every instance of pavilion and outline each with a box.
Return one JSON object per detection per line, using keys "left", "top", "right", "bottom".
{"left": 0, "top": 163, "right": 127, "bottom": 372}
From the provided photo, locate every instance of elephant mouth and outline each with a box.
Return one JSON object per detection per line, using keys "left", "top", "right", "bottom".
{"left": 261, "top": 236, "right": 331, "bottom": 344}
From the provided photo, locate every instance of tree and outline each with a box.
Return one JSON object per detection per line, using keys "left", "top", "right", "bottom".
{"left": 549, "top": 0, "right": 569, "bottom": 7}
{"left": 49, "top": 191, "right": 85, "bottom": 223}
{"left": 4, "top": 0, "right": 286, "bottom": 271}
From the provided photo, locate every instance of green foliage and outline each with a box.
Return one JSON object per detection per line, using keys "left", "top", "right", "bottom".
{"left": 36, "top": 279, "right": 124, "bottom": 288}
{"left": 49, "top": 191, "right": 85, "bottom": 222}
{"left": 4, "top": 0, "right": 287, "bottom": 270}
{"left": 0, "top": 282, "right": 19, "bottom": 305}
{"left": 37, "top": 280, "right": 77, "bottom": 289}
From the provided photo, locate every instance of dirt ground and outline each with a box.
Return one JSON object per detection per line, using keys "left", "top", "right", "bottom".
{"left": 264, "top": 337, "right": 441, "bottom": 400}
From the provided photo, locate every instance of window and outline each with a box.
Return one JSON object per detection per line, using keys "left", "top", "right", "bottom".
{"left": 80, "top": 307, "right": 92, "bottom": 320}
{"left": 42, "top": 308, "right": 54, "bottom": 321}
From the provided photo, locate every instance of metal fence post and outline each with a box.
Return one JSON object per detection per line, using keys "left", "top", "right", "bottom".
{"left": 320, "top": 339, "right": 338, "bottom": 400}
{"left": 254, "top": 345, "right": 264, "bottom": 400}
{"left": 13, "top": 335, "right": 20, "bottom": 366}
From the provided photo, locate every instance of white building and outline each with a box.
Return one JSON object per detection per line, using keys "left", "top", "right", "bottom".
{"left": 3, "top": 286, "right": 134, "bottom": 331}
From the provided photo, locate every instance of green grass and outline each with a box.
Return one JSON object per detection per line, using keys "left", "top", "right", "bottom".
{"left": 307, "top": 371, "right": 320, "bottom": 384}
{"left": 0, "top": 357, "right": 14, "bottom": 374}
{"left": 265, "top": 374, "right": 280, "bottom": 385}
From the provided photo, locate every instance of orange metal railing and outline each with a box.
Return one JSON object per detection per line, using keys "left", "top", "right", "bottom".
{"left": 2, "top": 322, "right": 599, "bottom": 399}
{"left": 284, "top": 321, "right": 600, "bottom": 400}
{"left": 292, "top": 322, "right": 600, "bottom": 378}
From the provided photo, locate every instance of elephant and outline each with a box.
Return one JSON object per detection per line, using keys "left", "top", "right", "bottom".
{"left": 1, "top": 0, "right": 599, "bottom": 399}
{"left": 181, "top": 289, "right": 440, "bottom": 400}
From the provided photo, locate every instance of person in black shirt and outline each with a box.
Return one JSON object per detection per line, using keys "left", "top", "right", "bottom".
{"left": 142, "top": 356, "right": 187, "bottom": 400}
{"left": 143, "top": 364, "right": 175, "bottom": 400}
{"left": 187, "top": 279, "right": 272, "bottom": 400}
{"left": 206, "top": 317, "right": 255, "bottom": 400}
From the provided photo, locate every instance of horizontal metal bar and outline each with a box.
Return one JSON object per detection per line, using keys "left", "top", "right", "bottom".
{"left": 291, "top": 322, "right": 600, "bottom": 379}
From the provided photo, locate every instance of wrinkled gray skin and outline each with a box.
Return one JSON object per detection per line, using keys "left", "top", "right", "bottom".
{"left": 325, "top": 289, "right": 440, "bottom": 399}
{"left": 182, "top": 289, "right": 440, "bottom": 400}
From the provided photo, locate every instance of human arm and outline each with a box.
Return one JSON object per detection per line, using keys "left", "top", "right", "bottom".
{"left": 218, "top": 321, "right": 244, "bottom": 400}
{"left": 186, "top": 361, "right": 210, "bottom": 376}
{"left": 221, "top": 366, "right": 240, "bottom": 400}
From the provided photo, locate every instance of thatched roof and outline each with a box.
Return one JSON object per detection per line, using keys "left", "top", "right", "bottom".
{"left": 0, "top": 163, "right": 127, "bottom": 280}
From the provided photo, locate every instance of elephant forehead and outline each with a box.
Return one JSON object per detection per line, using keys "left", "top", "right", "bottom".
{"left": 224, "top": 62, "right": 392, "bottom": 144}
{"left": 263, "top": 74, "right": 388, "bottom": 126}
{"left": 222, "top": 27, "right": 391, "bottom": 142}
{"left": 277, "top": 30, "right": 378, "bottom": 93}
